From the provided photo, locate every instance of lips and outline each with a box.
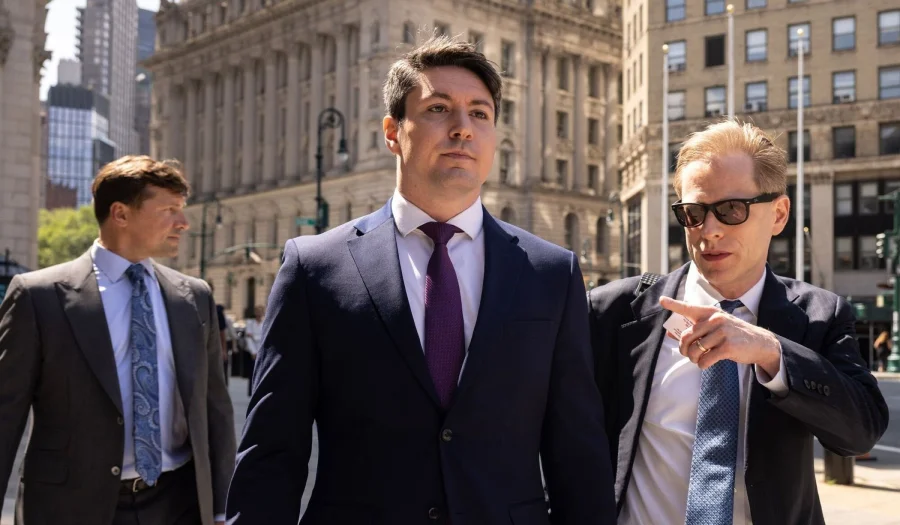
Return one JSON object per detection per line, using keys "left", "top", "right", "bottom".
{"left": 701, "top": 251, "right": 731, "bottom": 262}
{"left": 442, "top": 152, "right": 474, "bottom": 160}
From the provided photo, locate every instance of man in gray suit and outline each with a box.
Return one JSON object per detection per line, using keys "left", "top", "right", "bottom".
{"left": 0, "top": 156, "right": 235, "bottom": 525}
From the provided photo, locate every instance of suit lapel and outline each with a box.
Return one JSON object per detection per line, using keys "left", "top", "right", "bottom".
{"left": 614, "top": 265, "right": 688, "bottom": 506}
{"left": 154, "top": 265, "right": 200, "bottom": 418}
{"left": 348, "top": 204, "right": 441, "bottom": 407}
{"left": 452, "top": 211, "right": 526, "bottom": 408}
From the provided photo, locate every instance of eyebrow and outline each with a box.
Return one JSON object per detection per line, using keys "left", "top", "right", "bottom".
{"left": 426, "top": 91, "right": 494, "bottom": 111}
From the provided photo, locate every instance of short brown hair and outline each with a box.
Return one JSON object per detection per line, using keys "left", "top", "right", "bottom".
{"left": 383, "top": 35, "right": 503, "bottom": 124}
{"left": 92, "top": 155, "right": 190, "bottom": 224}
{"left": 673, "top": 119, "right": 787, "bottom": 198}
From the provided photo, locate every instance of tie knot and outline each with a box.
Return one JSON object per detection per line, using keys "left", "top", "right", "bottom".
{"left": 418, "top": 222, "right": 462, "bottom": 245}
{"left": 718, "top": 299, "right": 744, "bottom": 314}
{"left": 125, "top": 264, "right": 146, "bottom": 285}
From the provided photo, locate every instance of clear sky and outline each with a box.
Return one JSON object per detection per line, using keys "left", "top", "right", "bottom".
{"left": 40, "top": 0, "right": 161, "bottom": 100}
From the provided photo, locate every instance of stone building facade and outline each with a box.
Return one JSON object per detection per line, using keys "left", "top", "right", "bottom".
{"left": 146, "top": 0, "right": 622, "bottom": 318}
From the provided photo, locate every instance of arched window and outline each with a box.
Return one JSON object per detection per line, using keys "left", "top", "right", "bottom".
{"left": 499, "top": 139, "right": 515, "bottom": 185}
{"left": 595, "top": 217, "right": 606, "bottom": 255}
{"left": 564, "top": 213, "right": 580, "bottom": 251}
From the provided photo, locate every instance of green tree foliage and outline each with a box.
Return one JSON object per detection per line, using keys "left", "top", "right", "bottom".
{"left": 38, "top": 206, "right": 98, "bottom": 268}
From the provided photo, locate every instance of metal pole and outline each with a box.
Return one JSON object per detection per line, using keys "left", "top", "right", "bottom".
{"left": 315, "top": 140, "right": 324, "bottom": 235}
{"left": 199, "top": 201, "right": 208, "bottom": 281}
{"left": 661, "top": 44, "right": 670, "bottom": 275}
{"left": 727, "top": 4, "right": 735, "bottom": 119}
{"left": 889, "top": 191, "right": 900, "bottom": 372}
{"left": 795, "top": 28, "right": 805, "bottom": 282}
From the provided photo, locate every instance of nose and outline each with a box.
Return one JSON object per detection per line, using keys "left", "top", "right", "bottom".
{"left": 175, "top": 212, "right": 190, "bottom": 232}
{"left": 448, "top": 108, "right": 474, "bottom": 141}
{"left": 698, "top": 210, "right": 725, "bottom": 241}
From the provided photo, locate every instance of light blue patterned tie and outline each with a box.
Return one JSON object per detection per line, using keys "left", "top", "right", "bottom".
{"left": 685, "top": 299, "right": 744, "bottom": 525}
{"left": 125, "top": 264, "right": 162, "bottom": 486}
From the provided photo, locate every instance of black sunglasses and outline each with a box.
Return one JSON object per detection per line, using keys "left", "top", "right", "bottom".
{"left": 671, "top": 192, "right": 782, "bottom": 228}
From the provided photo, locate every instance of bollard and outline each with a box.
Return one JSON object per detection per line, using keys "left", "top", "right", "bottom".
{"left": 823, "top": 449, "right": 854, "bottom": 485}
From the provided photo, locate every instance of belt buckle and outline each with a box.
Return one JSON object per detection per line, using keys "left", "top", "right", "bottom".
{"left": 131, "top": 478, "right": 142, "bottom": 493}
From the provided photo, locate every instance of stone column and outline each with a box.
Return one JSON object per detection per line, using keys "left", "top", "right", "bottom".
{"left": 241, "top": 58, "right": 256, "bottom": 188}
{"left": 285, "top": 43, "right": 301, "bottom": 179}
{"left": 185, "top": 80, "right": 197, "bottom": 189}
{"left": 542, "top": 52, "right": 557, "bottom": 183}
{"left": 165, "top": 81, "right": 181, "bottom": 161}
{"left": 526, "top": 48, "right": 543, "bottom": 182}
{"left": 203, "top": 74, "right": 216, "bottom": 193}
{"left": 603, "top": 63, "right": 618, "bottom": 195}
{"left": 573, "top": 57, "right": 587, "bottom": 190}
{"left": 811, "top": 174, "right": 835, "bottom": 290}
{"left": 334, "top": 26, "right": 350, "bottom": 167}
{"left": 358, "top": 63, "right": 370, "bottom": 159}
{"left": 298, "top": 45, "right": 310, "bottom": 172}
{"left": 307, "top": 35, "right": 323, "bottom": 173}
{"left": 222, "top": 66, "right": 236, "bottom": 190}
{"left": 263, "top": 53, "right": 278, "bottom": 183}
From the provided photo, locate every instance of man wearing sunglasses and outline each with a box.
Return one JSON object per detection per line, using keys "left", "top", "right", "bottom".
{"left": 588, "top": 120, "right": 888, "bottom": 525}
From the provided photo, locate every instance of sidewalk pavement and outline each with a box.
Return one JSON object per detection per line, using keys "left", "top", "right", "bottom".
{"left": 4, "top": 377, "right": 899, "bottom": 524}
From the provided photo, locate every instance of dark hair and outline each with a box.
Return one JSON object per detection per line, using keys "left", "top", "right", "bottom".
{"left": 383, "top": 35, "right": 503, "bottom": 124}
{"left": 92, "top": 155, "right": 191, "bottom": 224}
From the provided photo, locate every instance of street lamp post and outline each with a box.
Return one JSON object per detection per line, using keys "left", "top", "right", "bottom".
{"left": 197, "top": 199, "right": 222, "bottom": 281}
{"left": 607, "top": 192, "right": 626, "bottom": 280}
{"left": 315, "top": 108, "right": 350, "bottom": 234}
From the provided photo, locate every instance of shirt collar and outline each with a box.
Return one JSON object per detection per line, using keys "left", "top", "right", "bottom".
{"left": 391, "top": 189, "right": 484, "bottom": 241}
{"left": 684, "top": 262, "right": 766, "bottom": 319}
{"left": 90, "top": 239, "right": 157, "bottom": 284}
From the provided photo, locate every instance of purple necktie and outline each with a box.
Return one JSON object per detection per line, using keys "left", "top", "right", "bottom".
{"left": 419, "top": 221, "right": 465, "bottom": 409}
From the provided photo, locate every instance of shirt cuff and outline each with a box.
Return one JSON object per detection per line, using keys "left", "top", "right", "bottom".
{"left": 214, "top": 514, "right": 226, "bottom": 523}
{"left": 755, "top": 344, "right": 789, "bottom": 397}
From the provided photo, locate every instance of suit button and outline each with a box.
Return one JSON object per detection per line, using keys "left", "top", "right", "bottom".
{"left": 810, "top": 381, "right": 817, "bottom": 390}
{"left": 804, "top": 379, "right": 811, "bottom": 389}
{"left": 111, "top": 466, "right": 121, "bottom": 476}
{"left": 823, "top": 385, "right": 831, "bottom": 396}
{"left": 428, "top": 507, "right": 441, "bottom": 520}
{"left": 117, "top": 417, "right": 124, "bottom": 425}
{"left": 441, "top": 429, "right": 453, "bottom": 442}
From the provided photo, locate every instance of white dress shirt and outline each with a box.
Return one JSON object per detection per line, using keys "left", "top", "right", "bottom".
{"left": 391, "top": 190, "right": 485, "bottom": 373}
{"left": 620, "top": 263, "right": 788, "bottom": 525}
{"left": 91, "top": 241, "right": 192, "bottom": 481}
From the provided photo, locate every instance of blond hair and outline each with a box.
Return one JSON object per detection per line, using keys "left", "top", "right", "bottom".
{"left": 673, "top": 119, "right": 787, "bottom": 198}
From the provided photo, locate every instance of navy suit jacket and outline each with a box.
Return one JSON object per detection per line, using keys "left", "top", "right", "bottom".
{"left": 226, "top": 201, "right": 616, "bottom": 525}
{"left": 588, "top": 264, "right": 889, "bottom": 525}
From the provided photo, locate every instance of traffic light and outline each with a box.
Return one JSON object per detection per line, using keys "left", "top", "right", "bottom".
{"left": 876, "top": 232, "right": 888, "bottom": 259}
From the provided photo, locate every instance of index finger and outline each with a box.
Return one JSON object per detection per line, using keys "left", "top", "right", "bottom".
{"left": 659, "top": 296, "right": 717, "bottom": 322}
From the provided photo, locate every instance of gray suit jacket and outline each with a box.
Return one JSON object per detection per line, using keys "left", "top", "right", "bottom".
{"left": 0, "top": 251, "right": 236, "bottom": 525}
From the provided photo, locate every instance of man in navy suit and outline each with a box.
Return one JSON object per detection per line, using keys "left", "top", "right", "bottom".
{"left": 589, "top": 120, "right": 888, "bottom": 525}
{"left": 226, "top": 36, "right": 616, "bottom": 525}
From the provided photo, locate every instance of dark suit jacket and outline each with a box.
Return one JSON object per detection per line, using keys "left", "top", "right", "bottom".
{"left": 226, "top": 202, "right": 616, "bottom": 525}
{"left": 588, "top": 264, "right": 889, "bottom": 525}
{"left": 0, "top": 252, "right": 236, "bottom": 525}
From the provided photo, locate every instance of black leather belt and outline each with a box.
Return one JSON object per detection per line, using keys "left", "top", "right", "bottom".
{"left": 121, "top": 476, "right": 155, "bottom": 493}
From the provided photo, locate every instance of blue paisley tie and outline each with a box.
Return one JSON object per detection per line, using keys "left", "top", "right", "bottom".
{"left": 685, "top": 299, "right": 744, "bottom": 525}
{"left": 125, "top": 264, "right": 162, "bottom": 486}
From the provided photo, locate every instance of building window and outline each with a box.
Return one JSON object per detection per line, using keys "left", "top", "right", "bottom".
{"left": 885, "top": 180, "right": 900, "bottom": 212}
{"left": 468, "top": 31, "right": 484, "bottom": 53}
{"left": 556, "top": 160, "right": 568, "bottom": 185}
{"left": 879, "top": 10, "right": 900, "bottom": 46}
{"left": 768, "top": 238, "right": 789, "bottom": 275}
{"left": 746, "top": 29, "right": 767, "bottom": 62}
{"left": 668, "top": 90, "right": 686, "bottom": 120}
{"left": 860, "top": 237, "right": 881, "bottom": 270}
{"left": 433, "top": 22, "right": 450, "bottom": 37}
{"left": 588, "top": 66, "right": 600, "bottom": 98}
{"left": 833, "top": 71, "right": 856, "bottom": 103}
{"left": 588, "top": 118, "right": 600, "bottom": 144}
{"left": 788, "top": 23, "right": 810, "bottom": 57}
{"left": 859, "top": 182, "right": 879, "bottom": 215}
{"left": 832, "top": 126, "right": 856, "bottom": 159}
{"left": 499, "top": 148, "right": 512, "bottom": 184}
{"left": 832, "top": 17, "right": 855, "bottom": 51}
{"left": 370, "top": 131, "right": 378, "bottom": 150}
{"left": 501, "top": 41, "right": 515, "bottom": 78}
{"left": 835, "top": 184, "right": 853, "bottom": 215}
{"left": 595, "top": 217, "right": 605, "bottom": 255}
{"left": 788, "top": 130, "right": 810, "bottom": 163}
{"left": 705, "top": 35, "right": 725, "bottom": 67}
{"left": 880, "top": 66, "right": 900, "bottom": 99}
{"left": 564, "top": 213, "right": 579, "bottom": 251}
{"left": 588, "top": 164, "right": 599, "bottom": 190}
{"left": 745, "top": 81, "right": 767, "bottom": 112}
{"left": 705, "top": 86, "right": 726, "bottom": 117}
{"left": 706, "top": 0, "right": 725, "bottom": 16}
{"left": 557, "top": 111, "right": 569, "bottom": 139}
{"left": 788, "top": 76, "right": 811, "bottom": 109}
{"left": 558, "top": 58, "right": 569, "bottom": 90}
{"left": 501, "top": 100, "right": 514, "bottom": 126}
{"left": 666, "top": 0, "right": 686, "bottom": 22}
{"left": 669, "top": 142, "right": 683, "bottom": 172}
{"left": 667, "top": 41, "right": 686, "bottom": 71}
{"left": 626, "top": 200, "right": 642, "bottom": 277}
{"left": 370, "top": 21, "right": 380, "bottom": 45}
{"left": 501, "top": 206, "right": 516, "bottom": 224}
{"left": 834, "top": 237, "right": 853, "bottom": 270}
{"left": 403, "top": 22, "right": 416, "bottom": 44}
{"left": 882, "top": 123, "right": 900, "bottom": 155}
{"left": 747, "top": 0, "right": 766, "bottom": 9}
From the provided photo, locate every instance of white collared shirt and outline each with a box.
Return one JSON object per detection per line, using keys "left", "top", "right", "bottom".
{"left": 620, "top": 263, "right": 788, "bottom": 525}
{"left": 90, "top": 240, "right": 192, "bottom": 480}
{"left": 391, "top": 190, "right": 485, "bottom": 374}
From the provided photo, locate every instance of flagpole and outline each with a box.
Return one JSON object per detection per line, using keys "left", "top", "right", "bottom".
{"left": 727, "top": 4, "right": 735, "bottom": 119}
{"left": 661, "top": 44, "right": 670, "bottom": 274}
{"left": 796, "top": 27, "right": 805, "bottom": 281}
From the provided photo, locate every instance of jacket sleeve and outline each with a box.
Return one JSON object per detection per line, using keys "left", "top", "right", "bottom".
{"left": 226, "top": 239, "right": 316, "bottom": 523}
